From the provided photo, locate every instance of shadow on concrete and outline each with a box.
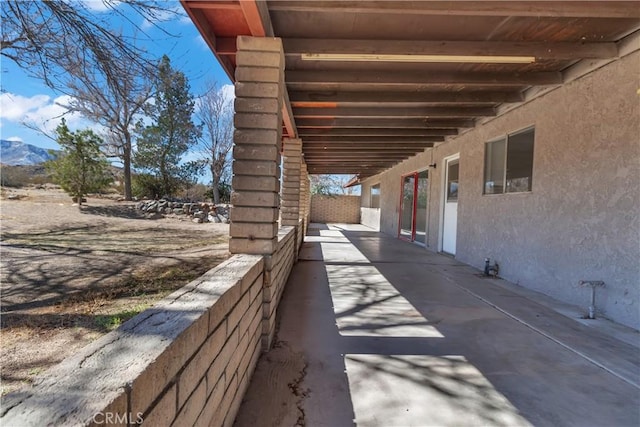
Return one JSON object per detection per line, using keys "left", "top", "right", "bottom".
{"left": 237, "top": 224, "right": 639, "bottom": 427}
{"left": 235, "top": 247, "right": 357, "bottom": 427}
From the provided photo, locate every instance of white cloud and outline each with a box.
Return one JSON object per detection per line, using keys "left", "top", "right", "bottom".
{"left": 193, "top": 84, "right": 235, "bottom": 115}
{"left": 6, "top": 136, "right": 23, "bottom": 142}
{"left": 220, "top": 84, "right": 235, "bottom": 104}
{"left": 140, "top": 18, "right": 154, "bottom": 30}
{"left": 0, "top": 93, "right": 51, "bottom": 121}
{"left": 82, "top": 0, "right": 120, "bottom": 12}
{"left": 0, "top": 92, "right": 101, "bottom": 137}
{"left": 195, "top": 34, "right": 209, "bottom": 50}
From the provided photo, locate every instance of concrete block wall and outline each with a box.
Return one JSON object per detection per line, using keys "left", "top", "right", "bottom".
{"left": 281, "top": 138, "right": 302, "bottom": 227}
{"left": 297, "top": 218, "right": 304, "bottom": 248}
{"left": 1, "top": 255, "right": 265, "bottom": 427}
{"left": 300, "top": 162, "right": 311, "bottom": 232}
{"left": 310, "top": 194, "right": 361, "bottom": 223}
{"left": 262, "top": 226, "right": 297, "bottom": 348}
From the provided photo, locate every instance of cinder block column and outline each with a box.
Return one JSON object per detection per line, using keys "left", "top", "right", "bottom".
{"left": 230, "top": 36, "right": 284, "bottom": 255}
{"left": 229, "top": 36, "right": 286, "bottom": 352}
{"left": 281, "top": 138, "right": 302, "bottom": 227}
{"left": 300, "top": 161, "right": 311, "bottom": 231}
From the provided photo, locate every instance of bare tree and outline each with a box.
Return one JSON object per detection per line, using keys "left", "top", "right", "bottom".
{"left": 1, "top": 1, "right": 168, "bottom": 92}
{"left": 63, "top": 48, "right": 152, "bottom": 200}
{"left": 1, "top": 0, "right": 170, "bottom": 199}
{"left": 196, "top": 82, "right": 234, "bottom": 204}
{"left": 310, "top": 174, "right": 356, "bottom": 195}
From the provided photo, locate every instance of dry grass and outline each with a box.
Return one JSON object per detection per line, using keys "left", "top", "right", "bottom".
{"left": 0, "top": 187, "right": 230, "bottom": 395}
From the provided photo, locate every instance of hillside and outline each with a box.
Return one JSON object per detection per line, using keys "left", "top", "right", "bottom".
{"left": 0, "top": 140, "right": 57, "bottom": 166}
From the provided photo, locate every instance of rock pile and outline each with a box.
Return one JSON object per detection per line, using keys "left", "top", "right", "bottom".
{"left": 136, "top": 200, "right": 230, "bottom": 223}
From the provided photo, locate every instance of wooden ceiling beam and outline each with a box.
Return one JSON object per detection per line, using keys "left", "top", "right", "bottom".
{"left": 307, "top": 166, "right": 383, "bottom": 169}
{"left": 215, "top": 37, "right": 237, "bottom": 55}
{"left": 282, "top": 86, "right": 297, "bottom": 138}
{"left": 179, "top": 5, "right": 236, "bottom": 80}
{"left": 286, "top": 70, "right": 562, "bottom": 86}
{"left": 304, "top": 141, "right": 436, "bottom": 146}
{"left": 308, "top": 169, "right": 383, "bottom": 171}
{"left": 303, "top": 136, "right": 443, "bottom": 142}
{"left": 268, "top": 2, "right": 640, "bottom": 18}
{"left": 283, "top": 38, "right": 618, "bottom": 60}
{"left": 304, "top": 146, "right": 429, "bottom": 150}
{"left": 307, "top": 158, "right": 400, "bottom": 162}
{"left": 305, "top": 155, "right": 413, "bottom": 160}
{"left": 289, "top": 90, "right": 523, "bottom": 104}
{"left": 308, "top": 163, "right": 398, "bottom": 168}
{"left": 304, "top": 151, "right": 430, "bottom": 157}
{"left": 239, "top": 0, "right": 273, "bottom": 37}
{"left": 293, "top": 106, "right": 495, "bottom": 118}
{"left": 304, "top": 142, "right": 434, "bottom": 147}
{"left": 309, "top": 171, "right": 386, "bottom": 175}
{"left": 185, "top": 1, "right": 241, "bottom": 10}
{"left": 298, "top": 128, "right": 458, "bottom": 136}
{"left": 309, "top": 166, "right": 385, "bottom": 170}
{"left": 297, "top": 118, "right": 474, "bottom": 129}
{"left": 304, "top": 151, "right": 427, "bottom": 156}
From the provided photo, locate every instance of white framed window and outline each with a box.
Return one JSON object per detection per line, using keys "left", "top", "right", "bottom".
{"left": 370, "top": 184, "right": 380, "bottom": 208}
{"left": 484, "top": 127, "right": 535, "bottom": 194}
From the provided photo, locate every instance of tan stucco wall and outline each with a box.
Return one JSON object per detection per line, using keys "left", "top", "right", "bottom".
{"left": 361, "top": 51, "right": 640, "bottom": 329}
{"left": 360, "top": 207, "right": 381, "bottom": 230}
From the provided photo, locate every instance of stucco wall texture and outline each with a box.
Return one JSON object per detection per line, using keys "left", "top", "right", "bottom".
{"left": 360, "top": 208, "right": 381, "bottom": 230}
{"left": 360, "top": 51, "right": 640, "bottom": 329}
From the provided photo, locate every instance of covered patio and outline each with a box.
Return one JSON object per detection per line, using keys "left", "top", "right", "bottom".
{"left": 177, "top": 1, "right": 639, "bottom": 425}
{"left": 235, "top": 223, "right": 639, "bottom": 426}
{"left": 4, "top": 1, "right": 638, "bottom": 425}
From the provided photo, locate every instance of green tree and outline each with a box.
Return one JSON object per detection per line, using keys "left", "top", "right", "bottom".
{"left": 46, "top": 120, "right": 111, "bottom": 206}
{"left": 134, "top": 55, "right": 201, "bottom": 198}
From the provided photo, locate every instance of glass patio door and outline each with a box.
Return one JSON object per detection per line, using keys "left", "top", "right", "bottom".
{"left": 399, "top": 174, "right": 415, "bottom": 239}
{"left": 399, "top": 171, "right": 429, "bottom": 243}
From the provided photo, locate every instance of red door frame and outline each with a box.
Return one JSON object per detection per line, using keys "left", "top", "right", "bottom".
{"left": 398, "top": 172, "right": 419, "bottom": 241}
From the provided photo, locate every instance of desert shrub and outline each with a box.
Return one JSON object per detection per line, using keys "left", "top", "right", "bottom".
{"left": 177, "top": 183, "right": 209, "bottom": 202}
{"left": 0, "top": 165, "right": 53, "bottom": 187}
{"left": 204, "top": 182, "right": 231, "bottom": 203}
{"left": 132, "top": 173, "right": 165, "bottom": 199}
{"left": 0, "top": 166, "right": 31, "bottom": 187}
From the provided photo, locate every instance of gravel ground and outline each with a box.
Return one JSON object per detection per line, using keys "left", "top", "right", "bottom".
{"left": 0, "top": 186, "right": 230, "bottom": 395}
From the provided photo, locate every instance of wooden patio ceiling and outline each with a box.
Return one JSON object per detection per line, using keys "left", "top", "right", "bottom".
{"left": 182, "top": 0, "right": 640, "bottom": 178}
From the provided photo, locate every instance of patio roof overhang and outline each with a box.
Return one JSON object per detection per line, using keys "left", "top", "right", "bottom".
{"left": 181, "top": 0, "right": 640, "bottom": 178}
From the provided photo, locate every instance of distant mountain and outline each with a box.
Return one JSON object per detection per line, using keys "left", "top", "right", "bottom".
{"left": 0, "top": 140, "right": 58, "bottom": 166}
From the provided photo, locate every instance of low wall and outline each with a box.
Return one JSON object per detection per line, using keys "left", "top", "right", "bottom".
{"left": 2, "top": 225, "right": 303, "bottom": 426}
{"left": 310, "top": 194, "right": 361, "bottom": 223}
{"left": 262, "top": 226, "right": 297, "bottom": 347}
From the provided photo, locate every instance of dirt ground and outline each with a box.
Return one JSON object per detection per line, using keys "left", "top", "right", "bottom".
{"left": 0, "top": 186, "right": 230, "bottom": 395}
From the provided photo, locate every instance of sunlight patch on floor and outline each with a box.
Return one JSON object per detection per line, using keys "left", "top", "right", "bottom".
{"left": 345, "top": 354, "right": 531, "bottom": 427}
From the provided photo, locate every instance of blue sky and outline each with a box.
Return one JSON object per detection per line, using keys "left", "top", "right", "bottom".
{"left": 0, "top": 1, "right": 232, "bottom": 151}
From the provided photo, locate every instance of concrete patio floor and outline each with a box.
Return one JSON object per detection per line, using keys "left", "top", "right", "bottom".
{"left": 235, "top": 224, "right": 640, "bottom": 427}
